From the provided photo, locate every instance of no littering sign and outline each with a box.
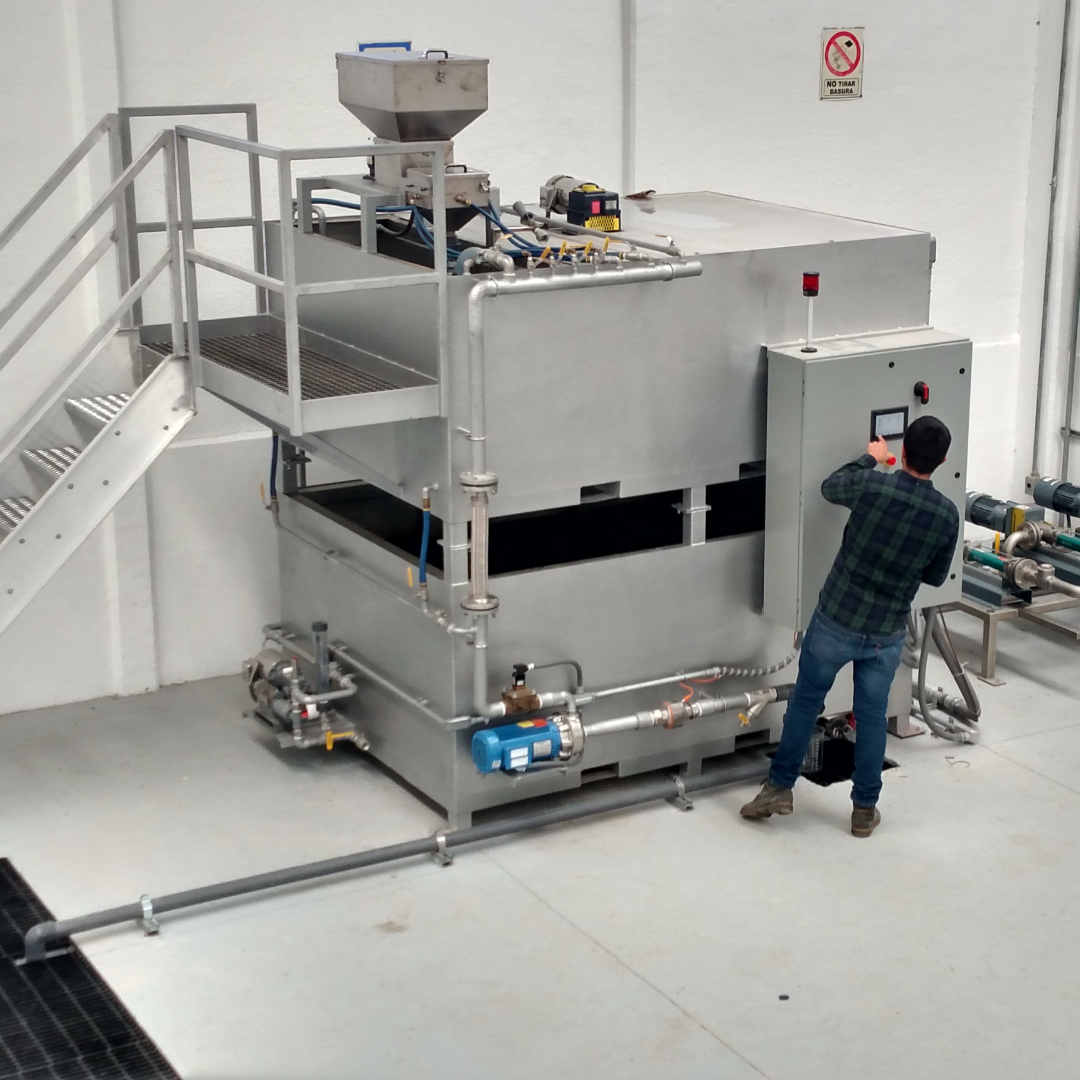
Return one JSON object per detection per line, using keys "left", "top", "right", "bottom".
{"left": 820, "top": 27, "right": 864, "bottom": 99}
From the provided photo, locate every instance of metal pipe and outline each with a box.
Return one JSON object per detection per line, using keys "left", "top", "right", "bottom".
{"left": 582, "top": 652, "right": 798, "bottom": 704}
{"left": 1033, "top": 0, "right": 1074, "bottom": 475}
{"left": 583, "top": 686, "right": 793, "bottom": 738}
{"left": 261, "top": 625, "right": 448, "bottom": 728}
{"left": 461, "top": 257, "right": 704, "bottom": 716}
{"left": 1048, "top": 575, "right": 1080, "bottom": 598}
{"left": 22, "top": 753, "right": 770, "bottom": 963}
{"left": 928, "top": 612, "right": 981, "bottom": 723}
{"left": 312, "top": 621, "right": 330, "bottom": 694}
{"left": 472, "top": 614, "right": 490, "bottom": 716}
{"left": 509, "top": 201, "right": 683, "bottom": 257}
{"left": 915, "top": 610, "right": 972, "bottom": 743}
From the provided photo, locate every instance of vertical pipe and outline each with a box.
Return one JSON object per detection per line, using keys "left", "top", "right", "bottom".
{"left": 161, "top": 133, "right": 185, "bottom": 358}
{"left": 466, "top": 281, "right": 497, "bottom": 480}
{"left": 312, "top": 620, "right": 330, "bottom": 694}
{"left": 620, "top": 0, "right": 638, "bottom": 195}
{"left": 106, "top": 114, "right": 134, "bottom": 329}
{"left": 1035, "top": 0, "right": 1074, "bottom": 475}
{"left": 472, "top": 613, "right": 489, "bottom": 713}
{"left": 175, "top": 134, "right": 202, "bottom": 383}
{"left": 246, "top": 106, "right": 268, "bottom": 315}
{"left": 277, "top": 155, "right": 303, "bottom": 434}
{"left": 469, "top": 492, "right": 490, "bottom": 602}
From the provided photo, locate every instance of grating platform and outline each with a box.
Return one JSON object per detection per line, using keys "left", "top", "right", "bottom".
{"left": 148, "top": 334, "right": 400, "bottom": 399}
{"left": 0, "top": 859, "right": 180, "bottom": 1079}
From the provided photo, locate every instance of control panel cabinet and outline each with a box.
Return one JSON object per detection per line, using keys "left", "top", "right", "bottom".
{"left": 764, "top": 328, "right": 972, "bottom": 632}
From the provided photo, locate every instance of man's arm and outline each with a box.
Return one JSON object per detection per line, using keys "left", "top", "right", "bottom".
{"left": 922, "top": 512, "right": 960, "bottom": 587}
{"left": 822, "top": 437, "right": 891, "bottom": 508}
{"left": 821, "top": 454, "right": 877, "bottom": 508}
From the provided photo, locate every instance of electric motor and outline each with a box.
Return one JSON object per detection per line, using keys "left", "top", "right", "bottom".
{"left": 1032, "top": 477, "right": 1080, "bottom": 517}
{"left": 539, "top": 175, "right": 622, "bottom": 231}
{"left": 965, "top": 491, "right": 1036, "bottom": 534}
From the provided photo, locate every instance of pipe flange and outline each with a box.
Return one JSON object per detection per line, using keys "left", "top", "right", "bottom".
{"left": 461, "top": 594, "right": 499, "bottom": 613}
{"left": 554, "top": 711, "right": 585, "bottom": 763}
{"left": 460, "top": 472, "right": 498, "bottom": 493}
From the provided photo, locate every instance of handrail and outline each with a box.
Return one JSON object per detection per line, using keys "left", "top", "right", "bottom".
{"left": 0, "top": 116, "right": 113, "bottom": 256}
{"left": 0, "top": 127, "right": 184, "bottom": 468}
{"left": 118, "top": 104, "right": 264, "bottom": 320}
{"left": 0, "top": 248, "right": 174, "bottom": 466}
{"left": 175, "top": 125, "right": 451, "bottom": 435}
{"left": 0, "top": 230, "right": 116, "bottom": 374}
{"left": 0, "top": 130, "right": 170, "bottom": 337}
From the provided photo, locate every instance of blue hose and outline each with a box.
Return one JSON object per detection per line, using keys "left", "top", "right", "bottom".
{"left": 418, "top": 507, "right": 431, "bottom": 585}
{"left": 269, "top": 433, "right": 279, "bottom": 498}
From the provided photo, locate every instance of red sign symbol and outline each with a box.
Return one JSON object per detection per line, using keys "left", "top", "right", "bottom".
{"left": 824, "top": 31, "right": 861, "bottom": 77}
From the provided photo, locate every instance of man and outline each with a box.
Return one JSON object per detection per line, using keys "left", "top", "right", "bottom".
{"left": 741, "top": 415, "right": 959, "bottom": 837}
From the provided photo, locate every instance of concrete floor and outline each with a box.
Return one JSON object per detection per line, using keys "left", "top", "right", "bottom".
{"left": 2, "top": 612, "right": 1080, "bottom": 1079}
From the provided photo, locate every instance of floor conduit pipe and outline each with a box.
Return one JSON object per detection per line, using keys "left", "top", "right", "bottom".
{"left": 22, "top": 752, "right": 769, "bottom": 963}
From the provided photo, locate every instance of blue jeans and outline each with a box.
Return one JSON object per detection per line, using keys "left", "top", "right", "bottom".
{"left": 768, "top": 608, "right": 905, "bottom": 807}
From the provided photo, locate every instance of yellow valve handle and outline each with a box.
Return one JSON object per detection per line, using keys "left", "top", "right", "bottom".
{"left": 540, "top": 245, "right": 552, "bottom": 262}
{"left": 325, "top": 731, "right": 352, "bottom": 750}
{"left": 738, "top": 713, "right": 751, "bottom": 727}
{"left": 558, "top": 240, "right": 568, "bottom": 258}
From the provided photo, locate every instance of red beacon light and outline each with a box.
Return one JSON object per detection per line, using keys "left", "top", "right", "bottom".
{"left": 801, "top": 271, "right": 820, "bottom": 353}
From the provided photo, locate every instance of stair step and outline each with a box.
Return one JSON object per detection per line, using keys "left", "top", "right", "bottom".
{"left": 0, "top": 497, "right": 35, "bottom": 534}
{"left": 65, "top": 393, "right": 130, "bottom": 427}
{"left": 22, "top": 446, "right": 81, "bottom": 480}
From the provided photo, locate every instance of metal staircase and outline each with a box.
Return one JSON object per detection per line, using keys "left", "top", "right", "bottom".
{"left": 0, "top": 116, "right": 194, "bottom": 638}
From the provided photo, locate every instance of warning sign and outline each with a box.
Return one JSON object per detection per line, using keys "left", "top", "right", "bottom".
{"left": 820, "top": 27, "right": 864, "bottom": 99}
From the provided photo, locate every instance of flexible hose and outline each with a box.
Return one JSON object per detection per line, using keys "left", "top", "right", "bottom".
{"left": 915, "top": 608, "right": 974, "bottom": 742}
{"left": 269, "top": 433, "right": 278, "bottom": 499}
{"left": 930, "top": 613, "right": 982, "bottom": 722}
{"left": 418, "top": 507, "right": 431, "bottom": 586}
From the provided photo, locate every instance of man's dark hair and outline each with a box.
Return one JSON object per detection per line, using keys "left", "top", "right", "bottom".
{"left": 904, "top": 415, "right": 952, "bottom": 474}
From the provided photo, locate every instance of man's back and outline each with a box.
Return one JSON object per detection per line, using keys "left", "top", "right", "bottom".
{"left": 818, "top": 454, "right": 959, "bottom": 636}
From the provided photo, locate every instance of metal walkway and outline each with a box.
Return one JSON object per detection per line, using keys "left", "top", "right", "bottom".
{"left": 147, "top": 333, "right": 400, "bottom": 399}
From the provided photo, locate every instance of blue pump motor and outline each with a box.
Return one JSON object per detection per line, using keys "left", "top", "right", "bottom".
{"left": 472, "top": 719, "right": 563, "bottom": 773}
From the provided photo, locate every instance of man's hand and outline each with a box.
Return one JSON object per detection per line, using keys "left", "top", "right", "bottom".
{"left": 867, "top": 436, "right": 891, "bottom": 464}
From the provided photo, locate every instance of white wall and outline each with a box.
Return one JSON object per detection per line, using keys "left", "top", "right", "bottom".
{"left": 0, "top": 0, "right": 1073, "bottom": 713}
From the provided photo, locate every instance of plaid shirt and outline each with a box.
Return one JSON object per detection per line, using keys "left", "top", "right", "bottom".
{"left": 817, "top": 454, "right": 959, "bottom": 635}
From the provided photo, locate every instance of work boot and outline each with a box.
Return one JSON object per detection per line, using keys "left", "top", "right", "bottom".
{"left": 851, "top": 804, "right": 881, "bottom": 838}
{"left": 739, "top": 781, "right": 793, "bottom": 819}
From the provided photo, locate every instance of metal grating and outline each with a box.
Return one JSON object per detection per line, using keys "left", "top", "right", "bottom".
{"left": 0, "top": 499, "right": 34, "bottom": 535}
{"left": 147, "top": 334, "right": 400, "bottom": 399}
{"left": 65, "top": 395, "right": 129, "bottom": 428}
{"left": 22, "top": 448, "right": 80, "bottom": 481}
{"left": 0, "top": 858, "right": 180, "bottom": 1079}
